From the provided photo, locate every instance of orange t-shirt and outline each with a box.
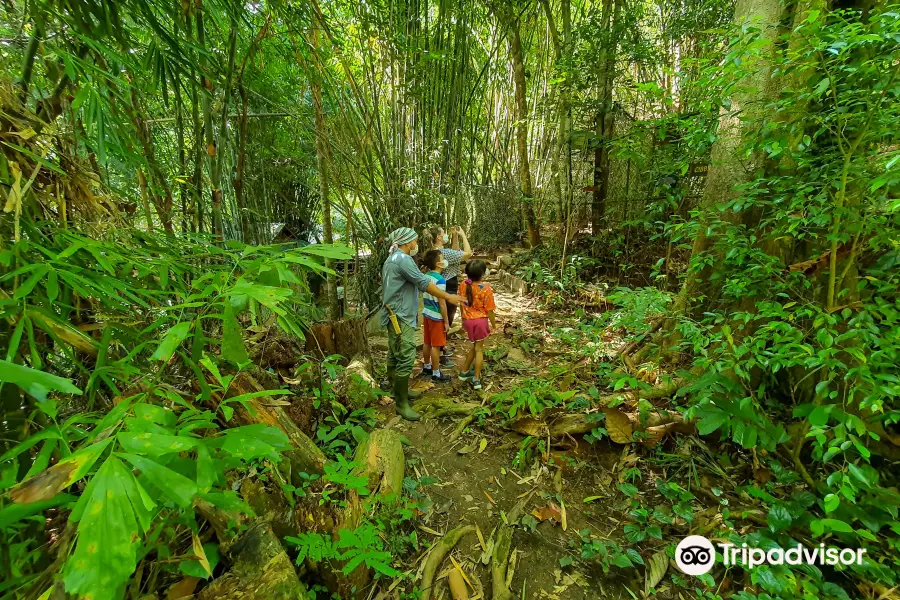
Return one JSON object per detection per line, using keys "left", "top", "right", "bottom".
{"left": 458, "top": 281, "right": 496, "bottom": 320}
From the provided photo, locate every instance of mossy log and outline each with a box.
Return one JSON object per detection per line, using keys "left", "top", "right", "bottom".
{"left": 213, "top": 372, "right": 327, "bottom": 478}
{"left": 414, "top": 395, "right": 480, "bottom": 419}
{"left": 198, "top": 521, "right": 307, "bottom": 600}
{"left": 335, "top": 355, "right": 381, "bottom": 409}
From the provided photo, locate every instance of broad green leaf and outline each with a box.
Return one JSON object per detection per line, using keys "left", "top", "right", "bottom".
{"left": 217, "top": 424, "right": 291, "bottom": 460}
{"left": 118, "top": 453, "right": 199, "bottom": 508}
{"left": 0, "top": 429, "right": 63, "bottom": 464}
{"left": 0, "top": 359, "right": 82, "bottom": 401}
{"left": 117, "top": 433, "right": 199, "bottom": 457}
{"left": 64, "top": 457, "right": 155, "bottom": 600}
{"left": 767, "top": 504, "right": 792, "bottom": 532}
{"left": 151, "top": 321, "right": 193, "bottom": 361}
{"left": 811, "top": 518, "right": 854, "bottom": 536}
{"left": 10, "top": 439, "right": 112, "bottom": 505}
{"left": 696, "top": 410, "right": 729, "bottom": 435}
{"left": 196, "top": 444, "right": 216, "bottom": 491}
{"left": 823, "top": 493, "right": 840, "bottom": 513}
{"left": 133, "top": 403, "right": 177, "bottom": 428}
{"left": 221, "top": 302, "right": 249, "bottom": 365}
{"left": 180, "top": 541, "right": 220, "bottom": 579}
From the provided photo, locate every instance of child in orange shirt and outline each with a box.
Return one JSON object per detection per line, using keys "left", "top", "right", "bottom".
{"left": 457, "top": 260, "right": 496, "bottom": 390}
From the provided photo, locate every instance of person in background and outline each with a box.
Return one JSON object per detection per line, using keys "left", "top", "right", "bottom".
{"left": 382, "top": 228, "right": 464, "bottom": 420}
{"left": 428, "top": 225, "right": 473, "bottom": 366}
{"left": 419, "top": 250, "right": 452, "bottom": 382}
{"left": 457, "top": 260, "right": 496, "bottom": 391}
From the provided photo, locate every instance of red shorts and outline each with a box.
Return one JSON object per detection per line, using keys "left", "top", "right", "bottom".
{"left": 423, "top": 317, "right": 446, "bottom": 347}
{"left": 463, "top": 317, "right": 490, "bottom": 342}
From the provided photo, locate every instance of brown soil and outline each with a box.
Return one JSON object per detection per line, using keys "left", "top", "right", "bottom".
{"left": 368, "top": 273, "right": 640, "bottom": 599}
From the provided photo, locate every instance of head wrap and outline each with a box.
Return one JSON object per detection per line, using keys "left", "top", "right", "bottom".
{"left": 388, "top": 227, "right": 418, "bottom": 252}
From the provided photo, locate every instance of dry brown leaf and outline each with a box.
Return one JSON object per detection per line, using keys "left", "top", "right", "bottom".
{"left": 644, "top": 550, "right": 668, "bottom": 596}
{"left": 167, "top": 577, "right": 201, "bottom": 600}
{"left": 603, "top": 407, "right": 633, "bottom": 444}
{"left": 410, "top": 380, "right": 435, "bottom": 393}
{"left": 532, "top": 502, "right": 562, "bottom": 523}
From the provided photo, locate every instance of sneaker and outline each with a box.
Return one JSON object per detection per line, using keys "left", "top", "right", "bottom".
{"left": 472, "top": 379, "right": 483, "bottom": 391}
{"left": 432, "top": 372, "right": 451, "bottom": 383}
{"left": 418, "top": 367, "right": 433, "bottom": 378}
{"left": 458, "top": 369, "right": 475, "bottom": 381}
{"left": 439, "top": 355, "right": 456, "bottom": 368}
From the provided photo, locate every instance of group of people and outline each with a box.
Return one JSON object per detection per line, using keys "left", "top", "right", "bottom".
{"left": 381, "top": 225, "right": 496, "bottom": 421}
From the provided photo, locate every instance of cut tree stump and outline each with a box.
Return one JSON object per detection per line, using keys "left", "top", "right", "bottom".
{"left": 306, "top": 315, "right": 367, "bottom": 360}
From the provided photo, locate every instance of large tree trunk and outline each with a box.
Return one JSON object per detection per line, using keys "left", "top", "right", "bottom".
{"left": 669, "top": 0, "right": 785, "bottom": 324}
{"left": 505, "top": 4, "right": 542, "bottom": 248}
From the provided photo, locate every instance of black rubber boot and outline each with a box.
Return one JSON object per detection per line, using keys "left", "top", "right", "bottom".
{"left": 393, "top": 375, "right": 421, "bottom": 421}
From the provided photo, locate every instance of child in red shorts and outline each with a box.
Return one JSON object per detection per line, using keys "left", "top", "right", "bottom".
{"left": 420, "top": 250, "right": 451, "bottom": 382}
{"left": 457, "top": 260, "right": 496, "bottom": 390}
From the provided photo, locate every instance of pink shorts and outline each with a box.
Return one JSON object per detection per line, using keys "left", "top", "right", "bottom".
{"left": 463, "top": 318, "right": 490, "bottom": 342}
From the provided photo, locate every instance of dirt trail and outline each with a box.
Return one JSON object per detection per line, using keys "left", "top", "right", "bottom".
{"left": 369, "top": 272, "right": 636, "bottom": 599}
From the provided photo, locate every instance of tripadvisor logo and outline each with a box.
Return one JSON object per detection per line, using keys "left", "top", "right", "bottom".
{"left": 675, "top": 535, "right": 867, "bottom": 576}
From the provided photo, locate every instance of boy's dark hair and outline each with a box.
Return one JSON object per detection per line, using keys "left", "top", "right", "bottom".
{"left": 423, "top": 249, "right": 443, "bottom": 271}
{"left": 464, "top": 260, "right": 487, "bottom": 307}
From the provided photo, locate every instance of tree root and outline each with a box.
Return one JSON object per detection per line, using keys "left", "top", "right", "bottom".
{"left": 414, "top": 395, "right": 480, "bottom": 420}
{"left": 420, "top": 525, "right": 476, "bottom": 600}
{"left": 491, "top": 495, "right": 530, "bottom": 600}
{"left": 449, "top": 415, "right": 475, "bottom": 442}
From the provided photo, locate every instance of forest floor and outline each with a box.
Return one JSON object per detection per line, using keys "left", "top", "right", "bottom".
{"left": 366, "top": 267, "right": 646, "bottom": 600}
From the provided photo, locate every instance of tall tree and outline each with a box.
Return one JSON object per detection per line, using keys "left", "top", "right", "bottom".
{"left": 503, "top": 1, "right": 542, "bottom": 247}
{"left": 591, "top": 0, "right": 623, "bottom": 234}
{"left": 311, "top": 7, "right": 341, "bottom": 319}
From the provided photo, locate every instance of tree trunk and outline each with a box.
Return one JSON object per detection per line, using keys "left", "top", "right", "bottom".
{"left": 311, "top": 12, "right": 341, "bottom": 321}
{"left": 234, "top": 84, "right": 251, "bottom": 243}
{"left": 505, "top": 4, "right": 542, "bottom": 248}
{"left": 670, "top": 0, "right": 784, "bottom": 320}
{"left": 591, "top": 0, "right": 622, "bottom": 235}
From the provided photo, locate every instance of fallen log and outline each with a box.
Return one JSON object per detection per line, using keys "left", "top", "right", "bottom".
{"left": 507, "top": 406, "right": 692, "bottom": 446}
{"left": 198, "top": 521, "right": 307, "bottom": 600}
{"left": 213, "top": 372, "right": 327, "bottom": 479}
{"left": 415, "top": 395, "right": 480, "bottom": 420}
